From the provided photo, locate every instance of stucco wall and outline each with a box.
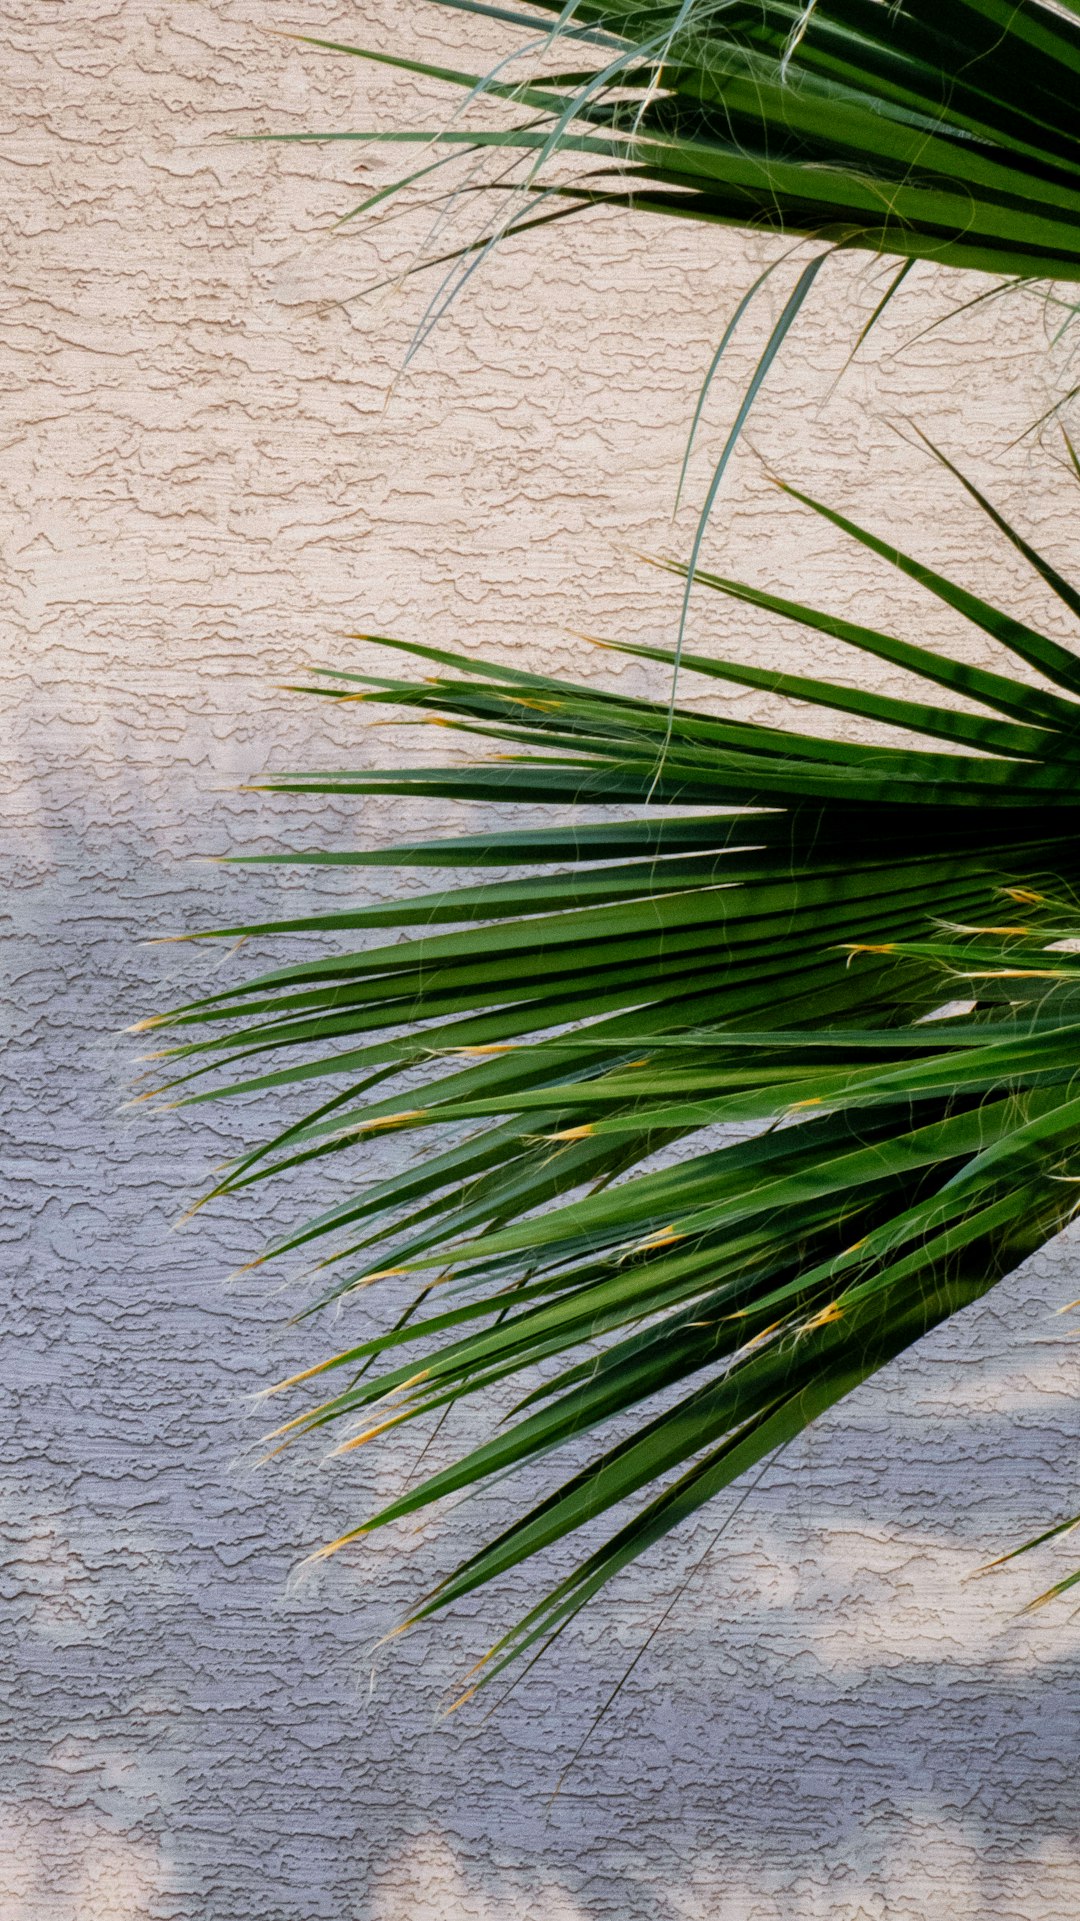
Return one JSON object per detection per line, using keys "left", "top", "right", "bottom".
{"left": 4, "top": 5, "right": 1079, "bottom": 1917}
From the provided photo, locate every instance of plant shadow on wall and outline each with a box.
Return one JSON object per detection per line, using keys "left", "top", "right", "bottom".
{"left": 137, "top": 439, "right": 1080, "bottom": 1702}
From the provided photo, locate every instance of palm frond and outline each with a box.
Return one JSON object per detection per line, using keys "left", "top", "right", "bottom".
{"left": 149, "top": 464, "right": 1080, "bottom": 1683}
{"left": 278, "top": 2, "right": 1080, "bottom": 284}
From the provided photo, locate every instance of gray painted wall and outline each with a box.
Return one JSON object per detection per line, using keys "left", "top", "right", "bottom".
{"left": 4, "top": 4, "right": 1078, "bottom": 1915}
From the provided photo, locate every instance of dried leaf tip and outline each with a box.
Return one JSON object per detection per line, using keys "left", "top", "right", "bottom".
{"left": 266, "top": 1351, "right": 345, "bottom": 1397}
{"left": 632, "top": 1226, "right": 683, "bottom": 1253}
{"left": 329, "top": 1411, "right": 408, "bottom": 1456}
{"left": 802, "top": 1300, "right": 843, "bottom": 1331}
{"left": 302, "top": 1526, "right": 367, "bottom": 1569}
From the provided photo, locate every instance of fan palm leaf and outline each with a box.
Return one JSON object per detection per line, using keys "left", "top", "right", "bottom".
{"left": 280, "top": 1, "right": 1080, "bottom": 285}
{"left": 146, "top": 465, "right": 1080, "bottom": 1683}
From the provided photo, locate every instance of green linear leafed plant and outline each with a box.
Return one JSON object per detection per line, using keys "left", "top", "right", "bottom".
{"left": 257, "top": 0, "right": 1080, "bottom": 706}
{"left": 145, "top": 460, "right": 1080, "bottom": 1689}
{"left": 278, "top": 0, "right": 1080, "bottom": 299}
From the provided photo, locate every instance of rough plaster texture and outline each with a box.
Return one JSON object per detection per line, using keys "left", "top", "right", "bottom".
{"left": 3, "top": 4, "right": 1079, "bottom": 1917}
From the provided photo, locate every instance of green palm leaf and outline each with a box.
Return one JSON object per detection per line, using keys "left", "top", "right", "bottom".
{"left": 276, "top": 2, "right": 1080, "bottom": 284}
{"left": 149, "top": 467, "right": 1080, "bottom": 1682}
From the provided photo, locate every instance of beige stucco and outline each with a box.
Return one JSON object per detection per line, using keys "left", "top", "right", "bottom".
{"left": 4, "top": 5, "right": 1078, "bottom": 1917}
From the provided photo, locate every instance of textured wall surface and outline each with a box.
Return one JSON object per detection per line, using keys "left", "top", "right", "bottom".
{"left": 4, "top": 4, "right": 1079, "bottom": 1917}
